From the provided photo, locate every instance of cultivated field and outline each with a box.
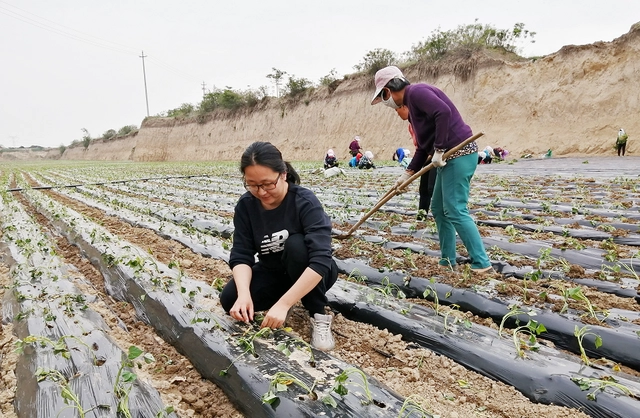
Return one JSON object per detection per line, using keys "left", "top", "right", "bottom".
{"left": 1, "top": 156, "right": 639, "bottom": 418}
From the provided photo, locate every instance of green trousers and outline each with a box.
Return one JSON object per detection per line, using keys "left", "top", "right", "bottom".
{"left": 431, "top": 152, "right": 491, "bottom": 269}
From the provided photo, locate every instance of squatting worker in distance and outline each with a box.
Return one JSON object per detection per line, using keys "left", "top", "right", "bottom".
{"left": 371, "top": 66, "right": 493, "bottom": 274}
{"left": 219, "top": 141, "right": 338, "bottom": 351}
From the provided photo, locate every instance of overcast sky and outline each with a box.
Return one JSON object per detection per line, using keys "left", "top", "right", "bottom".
{"left": 1, "top": 0, "right": 638, "bottom": 149}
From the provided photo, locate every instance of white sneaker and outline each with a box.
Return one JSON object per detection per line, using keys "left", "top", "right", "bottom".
{"left": 310, "top": 313, "right": 335, "bottom": 351}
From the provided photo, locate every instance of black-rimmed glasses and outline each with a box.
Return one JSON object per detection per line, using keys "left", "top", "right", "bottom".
{"left": 243, "top": 174, "right": 281, "bottom": 192}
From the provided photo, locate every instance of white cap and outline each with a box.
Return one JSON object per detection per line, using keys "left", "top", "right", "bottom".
{"left": 371, "top": 66, "right": 404, "bottom": 105}
{"left": 364, "top": 151, "right": 374, "bottom": 159}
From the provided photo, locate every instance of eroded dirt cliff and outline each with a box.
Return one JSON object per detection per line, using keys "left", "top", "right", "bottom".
{"left": 41, "top": 22, "right": 640, "bottom": 162}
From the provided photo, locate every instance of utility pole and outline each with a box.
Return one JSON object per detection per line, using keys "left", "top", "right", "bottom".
{"left": 201, "top": 81, "right": 207, "bottom": 98}
{"left": 139, "top": 50, "right": 150, "bottom": 117}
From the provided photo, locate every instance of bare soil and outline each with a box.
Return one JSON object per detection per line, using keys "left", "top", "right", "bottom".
{"left": 0, "top": 186, "right": 588, "bottom": 417}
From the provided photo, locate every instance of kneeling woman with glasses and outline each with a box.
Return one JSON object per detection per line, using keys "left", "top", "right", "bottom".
{"left": 219, "top": 141, "right": 338, "bottom": 351}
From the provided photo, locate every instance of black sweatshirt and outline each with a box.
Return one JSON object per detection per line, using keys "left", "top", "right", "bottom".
{"left": 229, "top": 183, "right": 333, "bottom": 278}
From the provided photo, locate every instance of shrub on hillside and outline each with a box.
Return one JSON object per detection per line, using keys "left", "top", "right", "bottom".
{"left": 167, "top": 103, "right": 195, "bottom": 117}
{"left": 217, "top": 88, "right": 245, "bottom": 109}
{"left": 199, "top": 92, "right": 217, "bottom": 113}
{"left": 284, "top": 76, "right": 312, "bottom": 97}
{"left": 117, "top": 125, "right": 138, "bottom": 137}
{"left": 410, "top": 20, "right": 536, "bottom": 61}
{"left": 198, "top": 87, "right": 264, "bottom": 114}
{"left": 81, "top": 128, "right": 91, "bottom": 149}
{"left": 353, "top": 48, "right": 398, "bottom": 75}
{"left": 319, "top": 69, "right": 338, "bottom": 86}
{"left": 102, "top": 129, "right": 117, "bottom": 140}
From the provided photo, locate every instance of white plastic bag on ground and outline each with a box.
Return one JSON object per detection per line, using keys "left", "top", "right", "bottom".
{"left": 324, "top": 167, "right": 344, "bottom": 178}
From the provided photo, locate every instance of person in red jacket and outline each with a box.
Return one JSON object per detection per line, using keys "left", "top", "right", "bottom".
{"left": 348, "top": 135, "right": 362, "bottom": 157}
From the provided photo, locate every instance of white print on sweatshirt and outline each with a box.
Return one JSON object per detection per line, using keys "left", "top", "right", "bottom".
{"left": 260, "top": 229, "right": 290, "bottom": 255}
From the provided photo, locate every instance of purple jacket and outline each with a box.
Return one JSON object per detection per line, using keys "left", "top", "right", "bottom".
{"left": 404, "top": 84, "right": 472, "bottom": 173}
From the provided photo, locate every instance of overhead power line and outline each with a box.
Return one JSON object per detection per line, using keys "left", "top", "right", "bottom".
{"left": 0, "top": 0, "right": 204, "bottom": 86}
{"left": 146, "top": 57, "right": 203, "bottom": 85}
{"left": 0, "top": 1, "right": 138, "bottom": 55}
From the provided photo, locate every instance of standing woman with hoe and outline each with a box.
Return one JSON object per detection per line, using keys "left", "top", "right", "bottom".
{"left": 371, "top": 66, "right": 492, "bottom": 273}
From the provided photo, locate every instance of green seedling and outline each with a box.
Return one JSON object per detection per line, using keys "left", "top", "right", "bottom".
{"left": 398, "top": 394, "right": 433, "bottom": 417}
{"left": 261, "top": 371, "right": 318, "bottom": 405}
{"left": 124, "top": 256, "right": 146, "bottom": 276}
{"left": 572, "top": 376, "right": 638, "bottom": 401}
{"left": 220, "top": 327, "right": 272, "bottom": 376}
{"left": 561, "top": 286, "right": 601, "bottom": 321}
{"left": 114, "top": 345, "right": 156, "bottom": 418}
{"left": 329, "top": 367, "right": 374, "bottom": 406}
{"left": 442, "top": 304, "right": 472, "bottom": 332}
{"left": 211, "top": 277, "right": 226, "bottom": 292}
{"left": 600, "top": 263, "right": 621, "bottom": 281}
{"left": 600, "top": 238, "right": 619, "bottom": 262}
{"left": 522, "top": 268, "right": 543, "bottom": 301}
{"left": 275, "top": 334, "right": 316, "bottom": 367}
{"left": 504, "top": 224, "right": 521, "bottom": 242}
{"left": 35, "top": 368, "right": 109, "bottom": 417}
{"left": 613, "top": 250, "right": 640, "bottom": 280}
{"left": 499, "top": 305, "right": 547, "bottom": 358}
{"left": 488, "top": 245, "right": 516, "bottom": 262}
{"left": 553, "top": 256, "right": 573, "bottom": 273}
{"left": 15, "top": 334, "right": 94, "bottom": 362}
{"left": 402, "top": 248, "right": 418, "bottom": 270}
{"left": 399, "top": 304, "right": 414, "bottom": 315}
{"left": 438, "top": 258, "right": 456, "bottom": 272}
{"left": 346, "top": 268, "right": 367, "bottom": 284}
{"left": 371, "top": 276, "right": 406, "bottom": 300}
{"left": 155, "top": 406, "right": 176, "bottom": 417}
{"left": 190, "top": 309, "right": 221, "bottom": 329}
{"left": 61, "top": 293, "right": 89, "bottom": 314}
{"left": 574, "top": 325, "right": 603, "bottom": 366}
{"left": 422, "top": 278, "right": 444, "bottom": 315}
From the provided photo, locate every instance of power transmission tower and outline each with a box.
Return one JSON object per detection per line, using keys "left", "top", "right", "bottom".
{"left": 202, "top": 81, "right": 207, "bottom": 98}
{"left": 139, "top": 50, "right": 150, "bottom": 117}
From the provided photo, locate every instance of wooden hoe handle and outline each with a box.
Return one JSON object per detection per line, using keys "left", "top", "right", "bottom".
{"left": 334, "top": 131, "right": 484, "bottom": 240}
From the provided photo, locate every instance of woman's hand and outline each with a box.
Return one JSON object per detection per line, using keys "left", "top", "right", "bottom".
{"left": 229, "top": 295, "right": 254, "bottom": 323}
{"left": 260, "top": 302, "right": 290, "bottom": 329}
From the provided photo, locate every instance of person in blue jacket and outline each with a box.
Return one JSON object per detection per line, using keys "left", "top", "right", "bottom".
{"left": 219, "top": 141, "right": 338, "bottom": 351}
{"left": 393, "top": 147, "right": 408, "bottom": 163}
